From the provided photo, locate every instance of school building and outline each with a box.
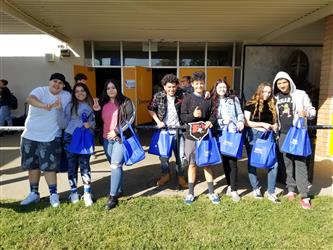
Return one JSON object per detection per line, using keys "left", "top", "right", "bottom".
{"left": 1, "top": 0, "right": 332, "bottom": 161}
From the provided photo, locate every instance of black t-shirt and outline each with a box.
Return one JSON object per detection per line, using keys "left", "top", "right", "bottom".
{"left": 244, "top": 101, "right": 274, "bottom": 124}
{"left": 276, "top": 92, "right": 294, "bottom": 133}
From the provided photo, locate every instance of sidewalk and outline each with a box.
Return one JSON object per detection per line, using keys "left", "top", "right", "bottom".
{"left": 1, "top": 132, "right": 332, "bottom": 201}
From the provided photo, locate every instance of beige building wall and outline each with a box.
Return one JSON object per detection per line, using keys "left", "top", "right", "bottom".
{"left": 316, "top": 15, "right": 333, "bottom": 158}
{"left": 0, "top": 39, "right": 84, "bottom": 117}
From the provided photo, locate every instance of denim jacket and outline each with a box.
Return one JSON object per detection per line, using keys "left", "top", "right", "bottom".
{"left": 216, "top": 96, "right": 244, "bottom": 132}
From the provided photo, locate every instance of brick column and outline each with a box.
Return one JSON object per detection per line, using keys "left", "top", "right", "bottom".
{"left": 316, "top": 15, "right": 333, "bottom": 158}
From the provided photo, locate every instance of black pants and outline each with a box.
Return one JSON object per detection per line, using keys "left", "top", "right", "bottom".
{"left": 278, "top": 133, "right": 310, "bottom": 198}
{"left": 222, "top": 155, "right": 238, "bottom": 191}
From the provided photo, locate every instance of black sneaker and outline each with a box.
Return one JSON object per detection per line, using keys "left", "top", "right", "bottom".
{"left": 105, "top": 196, "right": 118, "bottom": 210}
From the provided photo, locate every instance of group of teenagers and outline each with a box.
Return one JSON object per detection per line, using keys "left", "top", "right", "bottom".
{"left": 19, "top": 69, "right": 316, "bottom": 210}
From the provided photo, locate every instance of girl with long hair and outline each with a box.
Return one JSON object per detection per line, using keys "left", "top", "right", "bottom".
{"left": 93, "top": 79, "right": 135, "bottom": 210}
{"left": 211, "top": 79, "right": 244, "bottom": 202}
{"left": 63, "top": 83, "right": 95, "bottom": 206}
{"left": 244, "top": 82, "right": 280, "bottom": 203}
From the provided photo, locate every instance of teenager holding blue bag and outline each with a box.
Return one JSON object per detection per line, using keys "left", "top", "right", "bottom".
{"left": 244, "top": 82, "right": 280, "bottom": 203}
{"left": 93, "top": 79, "right": 135, "bottom": 210}
{"left": 211, "top": 79, "right": 244, "bottom": 202}
{"left": 147, "top": 74, "right": 188, "bottom": 189}
{"left": 180, "top": 71, "right": 219, "bottom": 205}
{"left": 273, "top": 71, "right": 316, "bottom": 209}
{"left": 61, "top": 83, "right": 95, "bottom": 206}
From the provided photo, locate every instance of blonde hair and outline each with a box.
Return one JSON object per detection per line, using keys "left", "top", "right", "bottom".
{"left": 246, "top": 82, "right": 277, "bottom": 123}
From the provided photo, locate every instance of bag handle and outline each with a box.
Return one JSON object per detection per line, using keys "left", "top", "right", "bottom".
{"left": 223, "top": 121, "right": 239, "bottom": 133}
{"left": 261, "top": 130, "right": 274, "bottom": 142}
{"left": 119, "top": 121, "right": 135, "bottom": 139}
{"left": 296, "top": 117, "right": 306, "bottom": 128}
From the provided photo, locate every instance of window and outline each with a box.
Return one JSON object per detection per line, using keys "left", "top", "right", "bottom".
{"left": 123, "top": 42, "right": 148, "bottom": 66}
{"left": 207, "top": 42, "right": 233, "bottom": 66}
{"left": 151, "top": 42, "right": 177, "bottom": 66}
{"left": 179, "top": 42, "right": 205, "bottom": 66}
{"left": 84, "top": 41, "right": 92, "bottom": 66}
{"left": 94, "top": 41, "right": 120, "bottom": 66}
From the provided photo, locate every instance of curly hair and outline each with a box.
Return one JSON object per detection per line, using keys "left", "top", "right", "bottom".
{"left": 246, "top": 82, "right": 277, "bottom": 123}
{"left": 161, "top": 74, "right": 179, "bottom": 86}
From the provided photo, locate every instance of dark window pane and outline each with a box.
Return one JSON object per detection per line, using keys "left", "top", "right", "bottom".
{"left": 123, "top": 42, "right": 148, "bottom": 66}
{"left": 207, "top": 43, "right": 233, "bottom": 66}
{"left": 235, "top": 43, "right": 242, "bottom": 66}
{"left": 94, "top": 41, "right": 120, "bottom": 66}
{"left": 180, "top": 42, "right": 205, "bottom": 66}
{"left": 151, "top": 42, "right": 177, "bottom": 66}
{"left": 84, "top": 41, "right": 92, "bottom": 66}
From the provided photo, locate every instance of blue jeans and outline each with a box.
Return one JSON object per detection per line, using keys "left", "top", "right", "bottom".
{"left": 63, "top": 133, "right": 91, "bottom": 191}
{"left": 0, "top": 105, "right": 12, "bottom": 126}
{"left": 103, "top": 139, "right": 124, "bottom": 196}
{"left": 160, "top": 133, "right": 186, "bottom": 176}
{"left": 245, "top": 128, "right": 278, "bottom": 194}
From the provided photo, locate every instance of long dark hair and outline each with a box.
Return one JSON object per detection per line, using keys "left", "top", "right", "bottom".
{"left": 210, "top": 79, "right": 238, "bottom": 114}
{"left": 71, "top": 83, "right": 94, "bottom": 116}
{"left": 99, "top": 79, "right": 126, "bottom": 107}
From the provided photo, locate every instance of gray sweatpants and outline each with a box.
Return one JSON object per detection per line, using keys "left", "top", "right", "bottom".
{"left": 278, "top": 133, "right": 310, "bottom": 198}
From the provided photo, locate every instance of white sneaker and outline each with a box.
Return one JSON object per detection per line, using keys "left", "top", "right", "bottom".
{"left": 267, "top": 193, "right": 280, "bottom": 203}
{"left": 50, "top": 193, "right": 60, "bottom": 208}
{"left": 226, "top": 186, "right": 231, "bottom": 196}
{"left": 231, "top": 191, "right": 240, "bottom": 202}
{"left": 20, "top": 192, "right": 40, "bottom": 205}
{"left": 208, "top": 193, "right": 220, "bottom": 205}
{"left": 69, "top": 192, "right": 79, "bottom": 204}
{"left": 83, "top": 192, "right": 93, "bottom": 207}
{"left": 184, "top": 194, "right": 194, "bottom": 205}
{"left": 253, "top": 188, "right": 263, "bottom": 199}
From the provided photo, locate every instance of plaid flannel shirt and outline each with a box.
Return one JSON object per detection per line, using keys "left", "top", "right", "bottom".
{"left": 147, "top": 88, "right": 184, "bottom": 124}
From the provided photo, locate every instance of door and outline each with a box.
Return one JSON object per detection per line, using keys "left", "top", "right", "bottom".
{"left": 73, "top": 65, "right": 96, "bottom": 97}
{"left": 123, "top": 66, "right": 153, "bottom": 125}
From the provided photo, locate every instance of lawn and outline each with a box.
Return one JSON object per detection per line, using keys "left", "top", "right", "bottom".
{"left": 1, "top": 196, "right": 332, "bottom": 249}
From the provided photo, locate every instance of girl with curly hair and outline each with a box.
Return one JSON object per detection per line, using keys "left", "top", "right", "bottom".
{"left": 244, "top": 82, "right": 280, "bottom": 203}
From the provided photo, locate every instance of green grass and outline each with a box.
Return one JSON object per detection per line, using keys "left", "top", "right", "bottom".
{"left": 1, "top": 196, "right": 333, "bottom": 249}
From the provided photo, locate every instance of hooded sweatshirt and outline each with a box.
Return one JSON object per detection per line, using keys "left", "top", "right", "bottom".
{"left": 272, "top": 71, "right": 316, "bottom": 132}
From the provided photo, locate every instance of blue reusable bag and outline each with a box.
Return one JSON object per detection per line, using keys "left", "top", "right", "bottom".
{"left": 250, "top": 131, "right": 277, "bottom": 169}
{"left": 218, "top": 123, "right": 244, "bottom": 159}
{"left": 281, "top": 118, "right": 312, "bottom": 157}
{"left": 119, "top": 122, "right": 145, "bottom": 166}
{"left": 195, "top": 129, "right": 222, "bottom": 167}
{"left": 67, "top": 112, "right": 94, "bottom": 155}
{"left": 148, "top": 129, "right": 174, "bottom": 158}
{"left": 67, "top": 127, "right": 95, "bottom": 154}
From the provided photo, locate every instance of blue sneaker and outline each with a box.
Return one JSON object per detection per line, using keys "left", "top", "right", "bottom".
{"left": 184, "top": 194, "right": 194, "bottom": 205}
{"left": 208, "top": 193, "right": 220, "bottom": 205}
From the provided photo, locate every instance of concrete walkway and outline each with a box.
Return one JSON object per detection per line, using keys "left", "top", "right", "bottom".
{"left": 1, "top": 132, "right": 332, "bottom": 202}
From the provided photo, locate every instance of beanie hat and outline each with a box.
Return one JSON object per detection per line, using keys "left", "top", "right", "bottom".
{"left": 49, "top": 73, "right": 65, "bottom": 83}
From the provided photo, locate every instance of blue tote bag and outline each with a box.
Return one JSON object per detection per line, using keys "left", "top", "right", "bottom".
{"left": 195, "top": 129, "right": 222, "bottom": 167}
{"left": 218, "top": 123, "right": 244, "bottom": 159}
{"left": 119, "top": 122, "right": 145, "bottom": 166}
{"left": 250, "top": 131, "right": 277, "bottom": 169}
{"left": 281, "top": 118, "right": 312, "bottom": 157}
{"left": 67, "top": 112, "right": 95, "bottom": 155}
{"left": 67, "top": 127, "right": 95, "bottom": 155}
{"left": 148, "top": 129, "right": 174, "bottom": 158}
